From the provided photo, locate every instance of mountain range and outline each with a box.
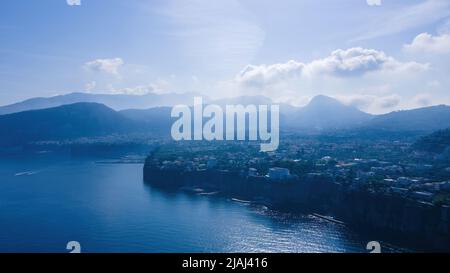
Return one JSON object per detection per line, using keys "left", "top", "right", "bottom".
{"left": 0, "top": 92, "right": 208, "bottom": 115}
{"left": 1, "top": 92, "right": 450, "bottom": 146}
{"left": 285, "top": 95, "right": 372, "bottom": 130}
{"left": 0, "top": 103, "right": 138, "bottom": 145}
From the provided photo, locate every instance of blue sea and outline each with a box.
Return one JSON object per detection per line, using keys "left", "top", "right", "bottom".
{"left": 0, "top": 156, "right": 384, "bottom": 253}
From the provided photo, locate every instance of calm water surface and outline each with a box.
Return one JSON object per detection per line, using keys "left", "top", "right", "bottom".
{"left": 0, "top": 157, "right": 377, "bottom": 253}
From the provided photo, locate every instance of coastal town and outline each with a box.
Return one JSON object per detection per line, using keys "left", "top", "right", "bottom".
{"left": 145, "top": 133, "right": 450, "bottom": 207}
{"left": 143, "top": 132, "right": 450, "bottom": 251}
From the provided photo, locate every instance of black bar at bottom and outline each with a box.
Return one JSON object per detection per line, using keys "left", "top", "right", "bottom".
{"left": 0, "top": 253, "right": 447, "bottom": 272}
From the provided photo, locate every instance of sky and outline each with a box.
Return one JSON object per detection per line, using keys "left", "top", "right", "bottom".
{"left": 0, "top": 0, "right": 450, "bottom": 113}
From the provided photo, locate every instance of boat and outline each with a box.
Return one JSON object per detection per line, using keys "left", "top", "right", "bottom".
{"left": 312, "top": 213, "right": 345, "bottom": 225}
{"left": 231, "top": 198, "right": 252, "bottom": 204}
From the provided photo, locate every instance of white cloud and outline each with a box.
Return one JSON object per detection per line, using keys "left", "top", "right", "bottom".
{"left": 107, "top": 80, "right": 172, "bottom": 95}
{"left": 84, "top": 58, "right": 124, "bottom": 75}
{"left": 236, "top": 47, "right": 428, "bottom": 87}
{"left": 109, "top": 85, "right": 155, "bottom": 95}
{"left": 404, "top": 32, "right": 450, "bottom": 54}
{"left": 66, "top": 0, "right": 81, "bottom": 6}
{"left": 338, "top": 92, "right": 447, "bottom": 113}
{"left": 236, "top": 60, "right": 304, "bottom": 87}
{"left": 376, "top": 94, "right": 401, "bottom": 109}
{"left": 366, "top": 0, "right": 382, "bottom": 6}
{"left": 338, "top": 94, "right": 375, "bottom": 110}
{"left": 412, "top": 93, "right": 433, "bottom": 107}
{"left": 339, "top": 94, "right": 401, "bottom": 112}
{"left": 355, "top": 0, "right": 450, "bottom": 41}
{"left": 84, "top": 81, "right": 96, "bottom": 92}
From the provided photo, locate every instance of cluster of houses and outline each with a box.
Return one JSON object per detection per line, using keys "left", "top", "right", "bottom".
{"left": 150, "top": 137, "right": 450, "bottom": 205}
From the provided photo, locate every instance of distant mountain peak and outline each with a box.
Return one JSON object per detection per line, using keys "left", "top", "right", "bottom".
{"left": 0, "top": 102, "right": 139, "bottom": 146}
{"left": 307, "top": 95, "right": 347, "bottom": 108}
{"left": 286, "top": 95, "right": 373, "bottom": 130}
{"left": 310, "top": 94, "right": 334, "bottom": 102}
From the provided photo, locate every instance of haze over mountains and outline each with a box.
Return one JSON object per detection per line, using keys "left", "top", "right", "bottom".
{"left": 0, "top": 92, "right": 209, "bottom": 115}
{"left": 1, "top": 92, "right": 450, "bottom": 146}
{"left": 0, "top": 103, "right": 139, "bottom": 145}
{"left": 286, "top": 95, "right": 372, "bottom": 130}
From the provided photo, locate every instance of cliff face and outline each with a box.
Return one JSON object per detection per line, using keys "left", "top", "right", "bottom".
{"left": 332, "top": 189, "right": 450, "bottom": 250}
{"left": 143, "top": 164, "right": 450, "bottom": 251}
{"left": 311, "top": 185, "right": 449, "bottom": 251}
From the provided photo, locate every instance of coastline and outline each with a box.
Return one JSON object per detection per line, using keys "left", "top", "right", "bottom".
{"left": 143, "top": 163, "right": 450, "bottom": 252}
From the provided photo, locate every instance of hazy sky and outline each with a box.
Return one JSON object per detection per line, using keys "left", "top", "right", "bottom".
{"left": 1, "top": 0, "right": 450, "bottom": 113}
